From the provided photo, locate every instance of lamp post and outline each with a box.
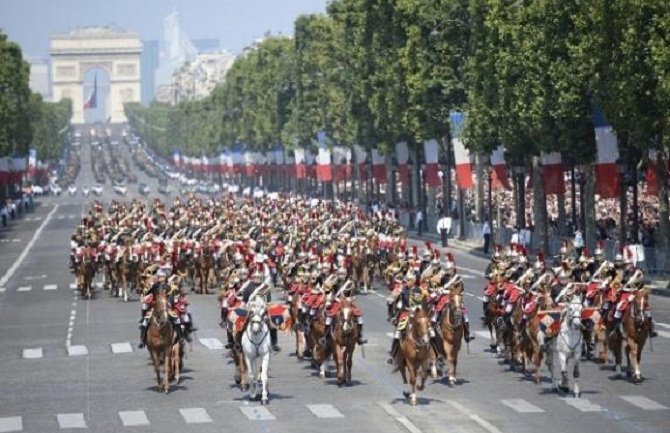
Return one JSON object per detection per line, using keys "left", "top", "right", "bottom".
{"left": 616, "top": 157, "right": 627, "bottom": 244}
{"left": 576, "top": 168, "right": 586, "bottom": 231}
{"left": 407, "top": 156, "right": 415, "bottom": 229}
{"left": 570, "top": 157, "right": 577, "bottom": 230}
{"left": 631, "top": 153, "right": 640, "bottom": 243}
{"left": 365, "top": 154, "right": 373, "bottom": 204}
{"left": 391, "top": 156, "right": 398, "bottom": 207}
{"left": 439, "top": 154, "right": 448, "bottom": 215}
{"left": 341, "top": 157, "right": 347, "bottom": 200}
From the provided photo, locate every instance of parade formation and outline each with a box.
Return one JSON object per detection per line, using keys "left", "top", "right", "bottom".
{"left": 68, "top": 187, "right": 657, "bottom": 405}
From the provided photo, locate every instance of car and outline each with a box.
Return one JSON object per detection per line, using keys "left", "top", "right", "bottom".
{"left": 92, "top": 184, "right": 103, "bottom": 196}
{"left": 113, "top": 184, "right": 127, "bottom": 196}
{"left": 82, "top": 186, "right": 90, "bottom": 197}
{"left": 138, "top": 183, "right": 150, "bottom": 195}
{"left": 68, "top": 185, "right": 77, "bottom": 196}
{"left": 50, "top": 184, "right": 62, "bottom": 196}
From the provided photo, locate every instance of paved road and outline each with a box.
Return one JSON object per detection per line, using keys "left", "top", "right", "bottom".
{"left": 0, "top": 128, "right": 669, "bottom": 433}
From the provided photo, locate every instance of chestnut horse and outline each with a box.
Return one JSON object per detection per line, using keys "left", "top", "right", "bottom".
{"left": 332, "top": 298, "right": 359, "bottom": 386}
{"left": 393, "top": 304, "right": 431, "bottom": 405}
{"left": 440, "top": 283, "right": 464, "bottom": 386}
{"left": 76, "top": 251, "right": 96, "bottom": 299}
{"left": 146, "top": 287, "right": 179, "bottom": 393}
{"left": 608, "top": 288, "right": 651, "bottom": 383}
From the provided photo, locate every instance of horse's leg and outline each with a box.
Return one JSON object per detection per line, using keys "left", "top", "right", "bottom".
{"left": 558, "top": 351, "right": 569, "bottom": 393}
{"left": 573, "top": 359, "right": 580, "bottom": 398}
{"left": 172, "top": 343, "right": 181, "bottom": 384}
{"left": 261, "top": 353, "right": 270, "bottom": 405}
{"left": 346, "top": 346, "right": 353, "bottom": 385}
{"left": 162, "top": 349, "right": 170, "bottom": 393}
{"left": 245, "top": 355, "right": 256, "bottom": 400}
{"left": 150, "top": 349, "right": 162, "bottom": 392}
{"left": 408, "top": 363, "right": 418, "bottom": 406}
{"left": 635, "top": 339, "right": 643, "bottom": 383}
{"left": 624, "top": 340, "right": 633, "bottom": 379}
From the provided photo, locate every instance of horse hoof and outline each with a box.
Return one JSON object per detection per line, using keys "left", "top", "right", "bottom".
{"left": 261, "top": 399, "right": 268, "bottom": 405}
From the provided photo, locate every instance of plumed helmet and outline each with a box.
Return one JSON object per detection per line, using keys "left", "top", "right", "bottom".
{"left": 594, "top": 240, "right": 605, "bottom": 259}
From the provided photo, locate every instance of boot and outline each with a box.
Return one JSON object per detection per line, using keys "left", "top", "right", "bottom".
{"left": 225, "top": 330, "right": 234, "bottom": 349}
{"left": 387, "top": 303, "right": 394, "bottom": 322}
{"left": 270, "top": 328, "right": 281, "bottom": 352}
{"left": 357, "top": 324, "right": 367, "bottom": 345}
{"left": 137, "top": 324, "right": 147, "bottom": 349}
{"left": 430, "top": 337, "right": 443, "bottom": 361}
{"left": 609, "top": 316, "right": 622, "bottom": 338}
{"left": 138, "top": 309, "right": 147, "bottom": 324}
{"left": 463, "top": 321, "right": 472, "bottom": 342}
{"left": 219, "top": 308, "right": 228, "bottom": 328}
{"left": 387, "top": 338, "right": 399, "bottom": 365}
{"left": 188, "top": 314, "right": 198, "bottom": 332}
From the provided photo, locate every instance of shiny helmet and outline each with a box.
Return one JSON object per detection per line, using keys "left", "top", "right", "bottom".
{"left": 594, "top": 240, "right": 605, "bottom": 260}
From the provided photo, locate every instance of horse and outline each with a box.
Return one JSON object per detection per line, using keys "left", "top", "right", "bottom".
{"left": 241, "top": 298, "right": 272, "bottom": 404}
{"left": 393, "top": 304, "right": 431, "bottom": 406}
{"left": 439, "top": 282, "right": 465, "bottom": 386}
{"left": 608, "top": 288, "right": 651, "bottom": 383}
{"left": 195, "top": 246, "right": 215, "bottom": 294}
{"left": 332, "top": 298, "right": 359, "bottom": 386}
{"left": 520, "top": 287, "right": 556, "bottom": 384}
{"left": 551, "top": 294, "right": 583, "bottom": 397}
{"left": 116, "top": 248, "right": 136, "bottom": 302}
{"left": 288, "top": 286, "right": 306, "bottom": 359}
{"left": 76, "top": 251, "right": 96, "bottom": 299}
{"left": 146, "top": 287, "right": 179, "bottom": 393}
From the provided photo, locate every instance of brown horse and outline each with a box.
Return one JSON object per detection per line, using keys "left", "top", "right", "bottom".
{"left": 195, "top": 247, "right": 215, "bottom": 294}
{"left": 307, "top": 307, "right": 330, "bottom": 378}
{"left": 116, "top": 248, "right": 136, "bottom": 302}
{"left": 146, "top": 287, "right": 179, "bottom": 393}
{"left": 521, "top": 288, "right": 555, "bottom": 384}
{"left": 439, "top": 283, "right": 465, "bottom": 386}
{"left": 608, "top": 288, "right": 651, "bottom": 383}
{"left": 76, "top": 251, "right": 96, "bottom": 299}
{"left": 332, "top": 298, "right": 359, "bottom": 386}
{"left": 394, "top": 304, "right": 431, "bottom": 405}
{"left": 288, "top": 289, "right": 306, "bottom": 359}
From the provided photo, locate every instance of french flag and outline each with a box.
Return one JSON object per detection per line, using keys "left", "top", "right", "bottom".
{"left": 219, "top": 151, "right": 226, "bottom": 174}
{"left": 423, "top": 139, "right": 441, "bottom": 187}
{"left": 294, "top": 148, "right": 306, "bottom": 179}
{"left": 305, "top": 148, "right": 316, "bottom": 179}
{"left": 372, "top": 147, "right": 387, "bottom": 183}
{"left": 354, "top": 144, "right": 368, "bottom": 181}
{"left": 541, "top": 152, "right": 565, "bottom": 195}
{"left": 231, "top": 144, "right": 244, "bottom": 174}
{"left": 490, "top": 145, "right": 510, "bottom": 190}
{"left": 333, "top": 145, "right": 351, "bottom": 181}
{"left": 172, "top": 150, "right": 181, "bottom": 168}
{"left": 316, "top": 130, "right": 333, "bottom": 181}
{"left": 593, "top": 109, "right": 620, "bottom": 198}
{"left": 449, "top": 112, "right": 473, "bottom": 189}
{"left": 395, "top": 142, "right": 409, "bottom": 186}
{"left": 284, "top": 151, "right": 295, "bottom": 178}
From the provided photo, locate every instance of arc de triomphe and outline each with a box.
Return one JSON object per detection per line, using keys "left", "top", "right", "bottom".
{"left": 50, "top": 27, "right": 141, "bottom": 124}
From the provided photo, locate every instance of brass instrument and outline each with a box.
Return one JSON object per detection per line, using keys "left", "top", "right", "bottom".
{"left": 335, "top": 280, "right": 355, "bottom": 298}
{"left": 530, "top": 271, "right": 552, "bottom": 291}
{"left": 515, "top": 268, "right": 534, "bottom": 286}
{"left": 322, "top": 274, "right": 339, "bottom": 292}
{"left": 442, "top": 274, "right": 463, "bottom": 292}
{"left": 623, "top": 269, "right": 644, "bottom": 291}
{"left": 420, "top": 263, "right": 436, "bottom": 281}
{"left": 430, "top": 269, "right": 446, "bottom": 288}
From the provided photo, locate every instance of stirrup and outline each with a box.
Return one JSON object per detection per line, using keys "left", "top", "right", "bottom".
{"left": 137, "top": 342, "right": 145, "bottom": 349}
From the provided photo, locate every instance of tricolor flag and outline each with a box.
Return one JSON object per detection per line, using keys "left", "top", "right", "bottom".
{"left": 422, "top": 139, "right": 441, "bottom": 187}
{"left": 333, "top": 145, "right": 351, "bottom": 181}
{"left": 354, "top": 144, "right": 368, "bottom": 181}
{"left": 316, "top": 130, "right": 333, "bottom": 181}
{"left": 172, "top": 150, "right": 181, "bottom": 168}
{"left": 28, "top": 148, "right": 36, "bottom": 177}
{"left": 593, "top": 109, "right": 620, "bottom": 198}
{"left": 541, "top": 152, "right": 565, "bottom": 195}
{"left": 305, "top": 148, "right": 316, "bottom": 179}
{"left": 449, "top": 112, "right": 473, "bottom": 189}
{"left": 84, "top": 75, "right": 97, "bottom": 109}
{"left": 372, "top": 147, "right": 386, "bottom": 183}
{"left": 294, "top": 148, "right": 306, "bottom": 179}
{"left": 395, "top": 142, "right": 409, "bottom": 186}
{"left": 231, "top": 143, "right": 244, "bottom": 174}
{"left": 0, "top": 158, "right": 8, "bottom": 183}
{"left": 490, "top": 145, "right": 510, "bottom": 190}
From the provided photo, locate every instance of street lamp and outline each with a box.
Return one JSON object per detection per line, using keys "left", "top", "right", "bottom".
{"left": 575, "top": 167, "right": 587, "bottom": 232}
{"left": 340, "top": 157, "right": 347, "bottom": 200}
{"left": 407, "top": 155, "right": 415, "bottom": 229}
{"left": 364, "top": 154, "right": 373, "bottom": 204}
{"left": 616, "top": 157, "right": 627, "bottom": 244}
{"left": 391, "top": 156, "right": 398, "bottom": 208}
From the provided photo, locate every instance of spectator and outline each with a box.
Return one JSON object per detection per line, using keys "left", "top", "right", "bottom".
{"left": 574, "top": 228, "right": 584, "bottom": 256}
{"left": 482, "top": 220, "right": 491, "bottom": 254}
{"left": 437, "top": 214, "right": 452, "bottom": 247}
{"left": 416, "top": 208, "right": 423, "bottom": 236}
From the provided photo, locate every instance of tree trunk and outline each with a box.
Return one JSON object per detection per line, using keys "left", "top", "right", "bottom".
{"left": 531, "top": 155, "right": 548, "bottom": 253}
{"left": 385, "top": 154, "right": 393, "bottom": 205}
{"left": 584, "top": 164, "right": 597, "bottom": 251}
{"left": 656, "top": 148, "right": 670, "bottom": 249}
{"left": 557, "top": 191, "right": 567, "bottom": 236}
{"left": 476, "top": 154, "right": 484, "bottom": 222}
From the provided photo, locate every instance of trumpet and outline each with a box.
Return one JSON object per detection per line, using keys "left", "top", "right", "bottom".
{"left": 442, "top": 274, "right": 463, "bottom": 292}
{"left": 589, "top": 261, "right": 611, "bottom": 283}
{"left": 335, "top": 280, "right": 355, "bottom": 298}
{"left": 530, "top": 272, "right": 552, "bottom": 291}
{"left": 623, "top": 269, "right": 644, "bottom": 290}
{"left": 515, "top": 268, "right": 534, "bottom": 286}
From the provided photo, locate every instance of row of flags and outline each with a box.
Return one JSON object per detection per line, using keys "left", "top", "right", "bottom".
{"left": 0, "top": 156, "right": 27, "bottom": 184}
{"left": 172, "top": 110, "right": 664, "bottom": 198}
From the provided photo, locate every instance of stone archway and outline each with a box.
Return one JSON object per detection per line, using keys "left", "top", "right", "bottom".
{"left": 50, "top": 26, "right": 141, "bottom": 124}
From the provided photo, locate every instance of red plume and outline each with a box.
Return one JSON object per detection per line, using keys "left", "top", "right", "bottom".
{"left": 582, "top": 247, "right": 590, "bottom": 257}
{"left": 538, "top": 251, "right": 545, "bottom": 262}
{"left": 425, "top": 241, "right": 432, "bottom": 251}
{"left": 412, "top": 246, "right": 417, "bottom": 255}
{"left": 434, "top": 250, "right": 440, "bottom": 259}
{"left": 446, "top": 252, "right": 454, "bottom": 262}
{"left": 597, "top": 240, "right": 605, "bottom": 249}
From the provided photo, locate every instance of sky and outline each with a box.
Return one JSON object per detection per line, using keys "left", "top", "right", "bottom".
{"left": 0, "top": 0, "right": 329, "bottom": 58}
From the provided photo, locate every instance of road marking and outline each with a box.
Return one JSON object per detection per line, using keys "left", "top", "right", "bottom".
{"left": 67, "top": 214, "right": 75, "bottom": 219}
{"left": 474, "top": 330, "right": 490, "bottom": 339}
{"left": 111, "top": 342, "right": 133, "bottom": 354}
{"left": 461, "top": 275, "right": 476, "bottom": 279}
{"left": 501, "top": 399, "right": 544, "bottom": 413}
{"left": 69, "top": 283, "right": 77, "bottom": 290}
{"left": 119, "top": 410, "right": 149, "bottom": 426}
{"left": 25, "top": 274, "right": 47, "bottom": 281}
{"left": 656, "top": 330, "right": 670, "bottom": 339}
{"left": 239, "top": 406, "right": 276, "bottom": 421}
{"left": 31, "top": 217, "right": 42, "bottom": 222}
{"left": 385, "top": 332, "right": 394, "bottom": 339}
{"left": 199, "top": 337, "right": 224, "bottom": 350}
{"left": 56, "top": 413, "right": 86, "bottom": 429}
{"left": 67, "top": 345, "right": 88, "bottom": 357}
{"left": 179, "top": 408, "right": 212, "bottom": 424}
{"left": 447, "top": 400, "right": 503, "bottom": 433}
{"left": 655, "top": 322, "right": 670, "bottom": 329}
{"left": 307, "top": 404, "right": 344, "bottom": 418}
{"left": 620, "top": 395, "right": 668, "bottom": 410}
{"left": 562, "top": 398, "right": 606, "bottom": 412}
{"left": 378, "top": 402, "right": 422, "bottom": 433}
{"left": 11, "top": 239, "right": 19, "bottom": 243}
{"left": 0, "top": 287, "right": 5, "bottom": 293}
{"left": 56, "top": 215, "right": 65, "bottom": 220}
{"left": 22, "top": 348, "right": 43, "bottom": 359}
{"left": 0, "top": 205, "right": 58, "bottom": 289}
{"left": 0, "top": 416, "right": 22, "bottom": 432}
{"left": 16, "top": 286, "right": 31, "bottom": 292}
{"left": 43, "top": 284, "right": 58, "bottom": 291}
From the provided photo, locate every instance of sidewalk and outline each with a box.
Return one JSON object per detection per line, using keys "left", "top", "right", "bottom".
{"left": 407, "top": 229, "right": 670, "bottom": 298}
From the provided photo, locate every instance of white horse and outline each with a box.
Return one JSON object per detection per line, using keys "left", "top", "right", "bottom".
{"left": 551, "top": 294, "right": 583, "bottom": 398}
{"left": 241, "top": 297, "right": 271, "bottom": 405}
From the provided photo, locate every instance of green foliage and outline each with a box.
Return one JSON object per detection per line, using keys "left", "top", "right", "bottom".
{"left": 0, "top": 31, "right": 33, "bottom": 156}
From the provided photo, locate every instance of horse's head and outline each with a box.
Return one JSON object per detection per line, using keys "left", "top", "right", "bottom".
{"left": 564, "top": 294, "right": 583, "bottom": 330}
{"left": 249, "top": 298, "right": 267, "bottom": 334}
{"left": 449, "top": 283, "right": 464, "bottom": 324}
{"left": 338, "top": 299, "right": 355, "bottom": 335}
{"left": 410, "top": 304, "right": 430, "bottom": 346}
{"left": 153, "top": 290, "right": 169, "bottom": 326}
